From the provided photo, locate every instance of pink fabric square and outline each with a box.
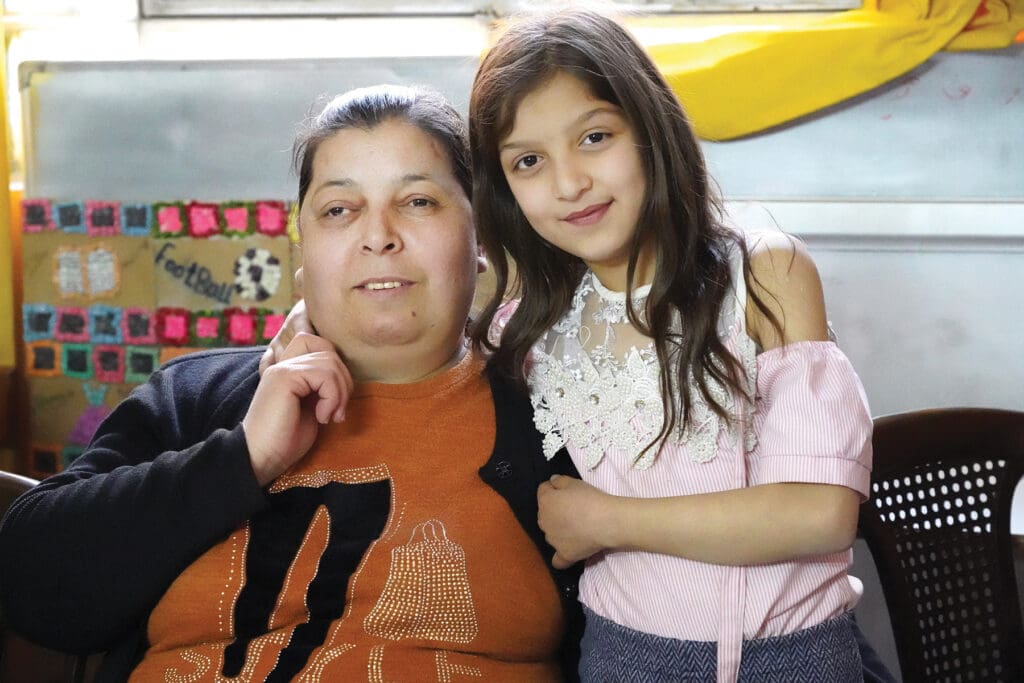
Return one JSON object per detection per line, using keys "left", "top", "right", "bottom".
{"left": 262, "top": 313, "right": 285, "bottom": 340}
{"left": 228, "top": 314, "right": 256, "bottom": 344}
{"left": 85, "top": 201, "right": 121, "bottom": 236}
{"left": 223, "top": 206, "right": 250, "bottom": 232}
{"left": 22, "top": 199, "right": 54, "bottom": 233}
{"left": 189, "top": 204, "right": 219, "bottom": 237}
{"left": 164, "top": 315, "right": 187, "bottom": 340}
{"left": 196, "top": 316, "right": 220, "bottom": 339}
{"left": 157, "top": 206, "right": 183, "bottom": 234}
{"left": 256, "top": 201, "right": 287, "bottom": 236}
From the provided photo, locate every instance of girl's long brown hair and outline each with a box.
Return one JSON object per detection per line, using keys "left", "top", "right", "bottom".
{"left": 469, "top": 9, "right": 780, "bottom": 458}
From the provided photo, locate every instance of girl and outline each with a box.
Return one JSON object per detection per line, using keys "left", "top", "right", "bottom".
{"left": 467, "top": 8, "right": 873, "bottom": 683}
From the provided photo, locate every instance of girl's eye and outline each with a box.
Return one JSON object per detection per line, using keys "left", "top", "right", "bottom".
{"left": 513, "top": 154, "right": 540, "bottom": 171}
{"left": 583, "top": 132, "right": 608, "bottom": 145}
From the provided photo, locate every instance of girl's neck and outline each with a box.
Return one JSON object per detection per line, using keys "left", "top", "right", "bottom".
{"left": 588, "top": 242, "right": 656, "bottom": 293}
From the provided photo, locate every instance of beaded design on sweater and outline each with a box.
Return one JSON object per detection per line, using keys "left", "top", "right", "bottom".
{"left": 527, "top": 270, "right": 757, "bottom": 470}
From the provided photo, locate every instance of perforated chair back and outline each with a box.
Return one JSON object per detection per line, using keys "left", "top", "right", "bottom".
{"left": 859, "top": 408, "right": 1024, "bottom": 683}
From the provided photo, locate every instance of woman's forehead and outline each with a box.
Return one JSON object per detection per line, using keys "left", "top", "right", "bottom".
{"left": 313, "top": 121, "right": 456, "bottom": 184}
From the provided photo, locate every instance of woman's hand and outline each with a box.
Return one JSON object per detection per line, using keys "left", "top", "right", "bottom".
{"left": 243, "top": 332, "right": 354, "bottom": 486}
{"left": 537, "top": 475, "right": 617, "bottom": 569}
{"left": 259, "top": 268, "right": 314, "bottom": 374}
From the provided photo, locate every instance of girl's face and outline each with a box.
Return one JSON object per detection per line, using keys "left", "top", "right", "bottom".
{"left": 499, "top": 71, "right": 651, "bottom": 291}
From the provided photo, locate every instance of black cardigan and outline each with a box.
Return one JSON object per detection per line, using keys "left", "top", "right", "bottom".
{"left": 0, "top": 348, "right": 583, "bottom": 681}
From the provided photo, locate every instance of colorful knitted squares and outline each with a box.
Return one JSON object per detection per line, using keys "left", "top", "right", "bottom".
{"left": 156, "top": 307, "right": 191, "bottom": 346}
{"left": 122, "top": 307, "right": 157, "bottom": 344}
{"left": 22, "top": 199, "right": 55, "bottom": 233}
{"left": 89, "top": 305, "right": 123, "bottom": 344}
{"left": 121, "top": 203, "right": 153, "bottom": 236}
{"left": 259, "top": 311, "right": 286, "bottom": 343}
{"left": 62, "top": 343, "right": 93, "bottom": 379}
{"left": 55, "top": 202, "right": 86, "bottom": 233}
{"left": 125, "top": 346, "right": 160, "bottom": 383}
{"left": 93, "top": 345, "right": 126, "bottom": 383}
{"left": 221, "top": 202, "right": 254, "bottom": 237}
{"left": 154, "top": 203, "right": 187, "bottom": 238}
{"left": 54, "top": 307, "right": 90, "bottom": 343}
{"left": 255, "top": 201, "right": 288, "bottom": 236}
{"left": 188, "top": 201, "right": 220, "bottom": 238}
{"left": 192, "top": 311, "right": 223, "bottom": 346}
{"left": 85, "top": 201, "right": 121, "bottom": 236}
{"left": 225, "top": 308, "right": 257, "bottom": 346}
{"left": 23, "top": 304, "right": 56, "bottom": 342}
{"left": 26, "top": 341, "right": 61, "bottom": 377}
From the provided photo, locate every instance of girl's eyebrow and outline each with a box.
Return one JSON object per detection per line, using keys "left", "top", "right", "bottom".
{"left": 500, "top": 105, "right": 622, "bottom": 153}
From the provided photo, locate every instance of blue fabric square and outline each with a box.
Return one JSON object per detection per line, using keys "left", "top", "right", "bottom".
{"left": 23, "top": 304, "right": 56, "bottom": 342}
{"left": 89, "top": 305, "right": 123, "bottom": 344}
{"left": 121, "top": 204, "right": 153, "bottom": 236}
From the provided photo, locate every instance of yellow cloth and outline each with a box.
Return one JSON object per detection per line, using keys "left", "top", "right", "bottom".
{"left": 632, "top": 0, "right": 1023, "bottom": 140}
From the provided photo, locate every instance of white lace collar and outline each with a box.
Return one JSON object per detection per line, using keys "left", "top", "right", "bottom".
{"left": 527, "top": 269, "right": 756, "bottom": 470}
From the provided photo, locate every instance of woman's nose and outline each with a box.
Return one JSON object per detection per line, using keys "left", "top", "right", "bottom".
{"left": 360, "top": 210, "right": 403, "bottom": 254}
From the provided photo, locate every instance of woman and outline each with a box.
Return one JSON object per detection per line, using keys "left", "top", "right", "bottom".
{"left": 0, "top": 85, "right": 582, "bottom": 682}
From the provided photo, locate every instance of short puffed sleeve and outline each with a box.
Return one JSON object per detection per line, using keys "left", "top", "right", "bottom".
{"left": 748, "top": 340, "right": 872, "bottom": 500}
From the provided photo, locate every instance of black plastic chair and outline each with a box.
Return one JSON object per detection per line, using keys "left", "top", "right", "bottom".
{"left": 858, "top": 408, "right": 1024, "bottom": 683}
{"left": 1, "top": 470, "right": 97, "bottom": 683}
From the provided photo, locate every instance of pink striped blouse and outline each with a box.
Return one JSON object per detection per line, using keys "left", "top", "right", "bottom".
{"left": 570, "top": 341, "right": 872, "bottom": 678}
{"left": 512, "top": 265, "right": 874, "bottom": 682}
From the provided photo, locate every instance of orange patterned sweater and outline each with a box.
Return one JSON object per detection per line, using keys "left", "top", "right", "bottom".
{"left": 132, "top": 352, "right": 564, "bottom": 682}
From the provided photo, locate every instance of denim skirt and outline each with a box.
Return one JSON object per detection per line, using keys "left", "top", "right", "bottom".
{"left": 579, "top": 607, "right": 862, "bottom": 682}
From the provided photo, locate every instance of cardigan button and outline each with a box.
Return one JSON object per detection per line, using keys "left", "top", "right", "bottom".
{"left": 495, "top": 460, "right": 513, "bottom": 479}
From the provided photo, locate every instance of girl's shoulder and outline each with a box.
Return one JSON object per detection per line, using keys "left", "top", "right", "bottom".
{"left": 739, "top": 230, "right": 830, "bottom": 351}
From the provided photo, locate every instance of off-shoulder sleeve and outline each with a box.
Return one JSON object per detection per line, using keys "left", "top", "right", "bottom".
{"left": 748, "top": 340, "right": 873, "bottom": 500}
{"left": 488, "top": 298, "right": 520, "bottom": 346}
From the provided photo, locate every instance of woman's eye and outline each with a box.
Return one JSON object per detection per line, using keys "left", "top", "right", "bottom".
{"left": 409, "top": 197, "right": 435, "bottom": 208}
{"left": 514, "top": 154, "right": 539, "bottom": 171}
{"left": 583, "top": 132, "right": 608, "bottom": 145}
{"left": 325, "top": 206, "right": 348, "bottom": 217}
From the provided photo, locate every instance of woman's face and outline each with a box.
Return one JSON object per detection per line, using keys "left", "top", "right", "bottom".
{"left": 298, "top": 119, "right": 484, "bottom": 374}
{"left": 498, "top": 71, "right": 651, "bottom": 291}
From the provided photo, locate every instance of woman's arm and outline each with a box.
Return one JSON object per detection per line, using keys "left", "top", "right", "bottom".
{"left": 537, "top": 236, "right": 863, "bottom": 569}
{"left": 0, "top": 353, "right": 270, "bottom": 653}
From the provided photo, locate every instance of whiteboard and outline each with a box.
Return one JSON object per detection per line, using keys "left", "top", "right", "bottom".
{"left": 20, "top": 45, "right": 1024, "bottom": 203}
{"left": 21, "top": 57, "right": 479, "bottom": 202}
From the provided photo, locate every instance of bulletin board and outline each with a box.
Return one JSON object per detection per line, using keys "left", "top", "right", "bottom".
{"left": 18, "top": 57, "right": 478, "bottom": 477}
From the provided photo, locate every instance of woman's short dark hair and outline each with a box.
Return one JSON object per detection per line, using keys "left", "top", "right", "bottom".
{"left": 293, "top": 84, "right": 471, "bottom": 207}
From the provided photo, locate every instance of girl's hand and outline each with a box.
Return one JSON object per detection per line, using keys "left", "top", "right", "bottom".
{"left": 537, "top": 475, "right": 617, "bottom": 569}
{"left": 243, "top": 332, "right": 354, "bottom": 487}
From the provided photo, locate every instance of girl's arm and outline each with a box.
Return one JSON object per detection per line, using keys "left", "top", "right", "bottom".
{"left": 539, "top": 476, "right": 860, "bottom": 568}
{"left": 537, "top": 234, "right": 863, "bottom": 569}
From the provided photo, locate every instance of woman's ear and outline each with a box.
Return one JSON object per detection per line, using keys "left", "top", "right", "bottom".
{"left": 293, "top": 267, "right": 305, "bottom": 295}
{"left": 476, "top": 246, "right": 488, "bottom": 274}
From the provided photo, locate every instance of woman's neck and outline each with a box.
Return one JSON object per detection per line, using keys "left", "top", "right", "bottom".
{"left": 344, "top": 338, "right": 468, "bottom": 385}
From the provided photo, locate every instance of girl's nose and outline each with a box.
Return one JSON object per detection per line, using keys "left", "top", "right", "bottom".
{"left": 552, "top": 159, "right": 592, "bottom": 201}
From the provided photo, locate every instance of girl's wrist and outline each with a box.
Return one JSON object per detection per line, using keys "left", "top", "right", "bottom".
{"left": 599, "top": 493, "right": 630, "bottom": 550}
